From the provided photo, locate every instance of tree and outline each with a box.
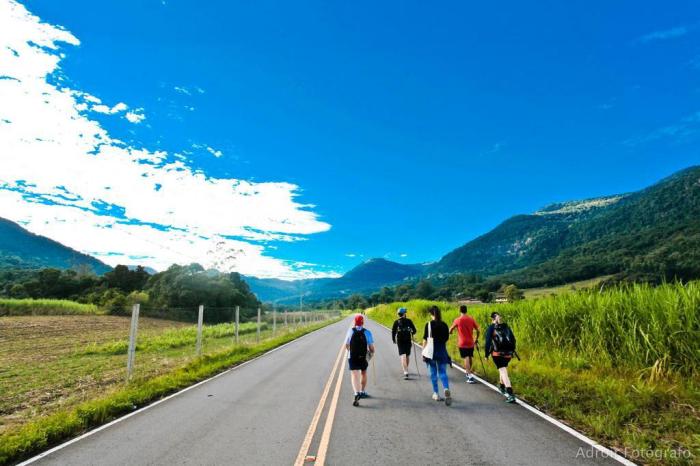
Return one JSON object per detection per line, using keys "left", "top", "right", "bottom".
{"left": 503, "top": 284, "right": 523, "bottom": 302}
{"left": 415, "top": 280, "right": 436, "bottom": 299}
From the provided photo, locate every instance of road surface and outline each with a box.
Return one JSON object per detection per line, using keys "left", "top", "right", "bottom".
{"left": 27, "top": 318, "right": 622, "bottom": 466}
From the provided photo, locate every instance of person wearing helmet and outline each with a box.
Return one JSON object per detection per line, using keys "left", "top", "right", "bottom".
{"left": 391, "top": 307, "right": 417, "bottom": 379}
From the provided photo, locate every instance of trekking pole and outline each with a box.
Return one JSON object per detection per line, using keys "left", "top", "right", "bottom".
{"left": 475, "top": 342, "right": 487, "bottom": 377}
{"left": 412, "top": 336, "right": 421, "bottom": 378}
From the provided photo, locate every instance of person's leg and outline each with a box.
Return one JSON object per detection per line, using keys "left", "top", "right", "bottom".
{"left": 495, "top": 358, "right": 507, "bottom": 394}
{"left": 351, "top": 370, "right": 361, "bottom": 393}
{"left": 500, "top": 366, "right": 515, "bottom": 401}
{"left": 499, "top": 367, "right": 511, "bottom": 388}
{"left": 360, "top": 369, "right": 368, "bottom": 391}
{"left": 427, "top": 361, "right": 439, "bottom": 394}
{"left": 465, "top": 356, "right": 472, "bottom": 375}
{"left": 401, "top": 354, "right": 408, "bottom": 372}
{"left": 437, "top": 362, "right": 450, "bottom": 390}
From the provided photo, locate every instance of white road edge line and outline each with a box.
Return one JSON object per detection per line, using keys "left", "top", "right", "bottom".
{"left": 370, "top": 318, "right": 636, "bottom": 466}
{"left": 17, "top": 319, "right": 346, "bottom": 466}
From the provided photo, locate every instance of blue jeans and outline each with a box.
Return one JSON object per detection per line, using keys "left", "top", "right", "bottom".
{"left": 427, "top": 360, "right": 450, "bottom": 393}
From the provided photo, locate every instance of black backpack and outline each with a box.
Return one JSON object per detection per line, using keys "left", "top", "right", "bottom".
{"left": 349, "top": 328, "right": 368, "bottom": 360}
{"left": 492, "top": 323, "right": 515, "bottom": 354}
{"left": 396, "top": 318, "right": 413, "bottom": 343}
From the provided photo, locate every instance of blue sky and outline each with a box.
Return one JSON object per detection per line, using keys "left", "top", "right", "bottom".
{"left": 2, "top": 0, "right": 699, "bottom": 278}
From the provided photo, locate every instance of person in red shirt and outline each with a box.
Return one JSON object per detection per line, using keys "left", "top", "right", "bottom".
{"left": 449, "top": 305, "right": 481, "bottom": 384}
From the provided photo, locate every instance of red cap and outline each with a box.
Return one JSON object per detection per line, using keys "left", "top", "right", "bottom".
{"left": 354, "top": 314, "right": 364, "bottom": 326}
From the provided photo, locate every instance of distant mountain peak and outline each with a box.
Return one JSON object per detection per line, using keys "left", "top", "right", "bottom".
{"left": 535, "top": 195, "right": 627, "bottom": 216}
{"left": 0, "top": 217, "right": 112, "bottom": 274}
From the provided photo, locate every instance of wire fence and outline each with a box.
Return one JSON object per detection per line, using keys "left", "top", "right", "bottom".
{"left": 0, "top": 306, "right": 339, "bottom": 434}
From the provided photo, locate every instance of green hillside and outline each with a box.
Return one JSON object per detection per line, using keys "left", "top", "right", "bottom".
{"left": 434, "top": 166, "right": 700, "bottom": 287}
{"left": 0, "top": 218, "right": 111, "bottom": 274}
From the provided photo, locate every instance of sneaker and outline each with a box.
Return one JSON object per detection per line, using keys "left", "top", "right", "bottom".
{"left": 353, "top": 393, "right": 360, "bottom": 407}
{"left": 467, "top": 375, "right": 477, "bottom": 384}
{"left": 499, "top": 386, "right": 507, "bottom": 396}
{"left": 444, "top": 389, "right": 452, "bottom": 406}
{"left": 403, "top": 373, "right": 409, "bottom": 380}
{"left": 505, "top": 394, "right": 516, "bottom": 404}
{"left": 431, "top": 392, "right": 444, "bottom": 401}
{"left": 360, "top": 391, "right": 369, "bottom": 398}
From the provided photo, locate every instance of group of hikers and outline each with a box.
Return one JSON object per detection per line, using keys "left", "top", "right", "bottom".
{"left": 345, "top": 305, "right": 517, "bottom": 407}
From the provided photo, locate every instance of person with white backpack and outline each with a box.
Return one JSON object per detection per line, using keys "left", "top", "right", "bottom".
{"left": 421, "top": 305, "right": 452, "bottom": 406}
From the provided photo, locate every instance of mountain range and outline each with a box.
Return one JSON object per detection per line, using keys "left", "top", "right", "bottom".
{"left": 0, "top": 218, "right": 112, "bottom": 274}
{"left": 248, "top": 165, "right": 700, "bottom": 301}
{"left": 1, "top": 166, "right": 699, "bottom": 302}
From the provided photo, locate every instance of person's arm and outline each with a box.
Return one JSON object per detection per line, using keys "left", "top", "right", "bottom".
{"left": 369, "top": 343, "right": 376, "bottom": 354}
{"left": 422, "top": 322, "right": 428, "bottom": 348}
{"left": 449, "top": 321, "right": 457, "bottom": 334}
{"left": 475, "top": 325, "right": 481, "bottom": 345}
{"left": 409, "top": 320, "right": 417, "bottom": 336}
{"left": 391, "top": 321, "right": 398, "bottom": 344}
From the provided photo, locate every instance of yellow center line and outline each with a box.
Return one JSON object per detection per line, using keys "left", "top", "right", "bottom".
{"left": 293, "top": 343, "right": 345, "bottom": 466}
{"left": 313, "top": 345, "right": 346, "bottom": 466}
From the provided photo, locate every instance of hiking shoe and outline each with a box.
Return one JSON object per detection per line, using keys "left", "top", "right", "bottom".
{"left": 353, "top": 393, "right": 360, "bottom": 407}
{"left": 403, "top": 373, "right": 409, "bottom": 380}
{"left": 444, "top": 389, "right": 452, "bottom": 406}
{"left": 431, "top": 392, "right": 444, "bottom": 401}
{"left": 360, "top": 391, "right": 369, "bottom": 398}
{"left": 499, "top": 386, "right": 507, "bottom": 396}
{"left": 467, "top": 375, "right": 477, "bottom": 384}
{"left": 505, "top": 394, "right": 516, "bottom": 404}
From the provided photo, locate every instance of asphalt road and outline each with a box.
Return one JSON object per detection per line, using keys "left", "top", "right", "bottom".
{"left": 28, "top": 317, "right": 621, "bottom": 466}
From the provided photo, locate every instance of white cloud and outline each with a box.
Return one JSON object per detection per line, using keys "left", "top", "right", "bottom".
{"left": 173, "top": 85, "right": 191, "bottom": 95}
{"left": 400, "top": 253, "right": 408, "bottom": 258}
{"left": 125, "top": 110, "right": 145, "bottom": 124}
{"left": 637, "top": 26, "right": 688, "bottom": 44}
{"left": 206, "top": 146, "right": 223, "bottom": 157}
{"left": 0, "top": 0, "right": 332, "bottom": 279}
{"left": 345, "top": 253, "right": 356, "bottom": 258}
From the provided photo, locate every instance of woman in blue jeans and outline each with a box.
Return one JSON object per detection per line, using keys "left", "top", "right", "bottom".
{"left": 422, "top": 305, "right": 452, "bottom": 406}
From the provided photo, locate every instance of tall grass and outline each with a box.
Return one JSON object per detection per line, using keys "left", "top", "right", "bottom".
{"left": 0, "top": 299, "right": 102, "bottom": 316}
{"left": 371, "top": 281, "right": 700, "bottom": 376}
{"left": 80, "top": 321, "right": 269, "bottom": 355}
{"left": 368, "top": 282, "right": 700, "bottom": 463}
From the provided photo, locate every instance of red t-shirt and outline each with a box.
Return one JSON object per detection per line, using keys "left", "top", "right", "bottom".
{"left": 452, "top": 314, "right": 479, "bottom": 348}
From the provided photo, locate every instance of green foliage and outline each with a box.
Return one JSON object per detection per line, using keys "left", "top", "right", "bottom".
{"left": 0, "top": 320, "right": 336, "bottom": 465}
{"left": 0, "top": 299, "right": 102, "bottom": 316}
{"left": 434, "top": 166, "right": 700, "bottom": 288}
{"left": 144, "top": 264, "right": 259, "bottom": 315}
{"left": 502, "top": 284, "right": 523, "bottom": 302}
{"left": 80, "top": 322, "right": 266, "bottom": 355}
{"left": 368, "top": 282, "right": 700, "bottom": 462}
{"left": 0, "top": 217, "right": 111, "bottom": 274}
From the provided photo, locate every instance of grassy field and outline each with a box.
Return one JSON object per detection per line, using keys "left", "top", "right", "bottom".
{"left": 521, "top": 275, "right": 612, "bottom": 299}
{"left": 0, "top": 299, "right": 102, "bottom": 316}
{"left": 0, "top": 313, "right": 337, "bottom": 464}
{"left": 368, "top": 281, "right": 699, "bottom": 465}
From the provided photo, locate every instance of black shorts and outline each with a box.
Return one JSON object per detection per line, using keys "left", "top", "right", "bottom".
{"left": 492, "top": 356, "right": 511, "bottom": 369}
{"left": 348, "top": 358, "right": 368, "bottom": 371}
{"left": 397, "top": 341, "right": 412, "bottom": 356}
{"left": 459, "top": 347, "right": 474, "bottom": 358}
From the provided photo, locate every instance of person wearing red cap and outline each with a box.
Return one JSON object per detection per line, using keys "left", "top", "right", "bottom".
{"left": 345, "top": 314, "right": 375, "bottom": 406}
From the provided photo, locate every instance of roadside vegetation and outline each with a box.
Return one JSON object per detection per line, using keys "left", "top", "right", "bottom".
{"left": 368, "top": 281, "right": 699, "bottom": 465}
{"left": 0, "top": 313, "right": 338, "bottom": 465}
{"left": 0, "top": 298, "right": 101, "bottom": 316}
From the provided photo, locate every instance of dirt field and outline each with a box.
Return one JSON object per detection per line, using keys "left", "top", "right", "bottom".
{"left": 0, "top": 315, "right": 210, "bottom": 434}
